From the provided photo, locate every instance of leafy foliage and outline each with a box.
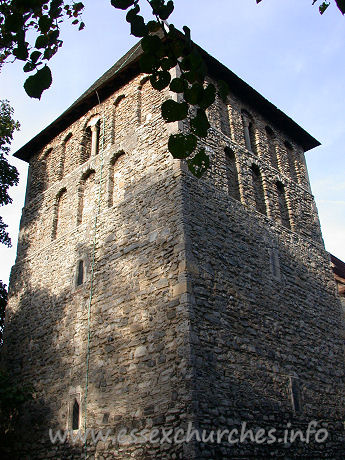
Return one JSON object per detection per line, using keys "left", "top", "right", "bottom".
{"left": 1, "top": 0, "right": 344, "bottom": 172}
{"left": 257, "top": 0, "right": 345, "bottom": 15}
{"left": 111, "top": 0, "right": 230, "bottom": 176}
{"left": 0, "top": 100, "right": 20, "bottom": 247}
{"left": 0, "top": 100, "right": 19, "bottom": 349}
{"left": 0, "top": 281, "right": 7, "bottom": 347}
{"left": 0, "top": 0, "right": 85, "bottom": 99}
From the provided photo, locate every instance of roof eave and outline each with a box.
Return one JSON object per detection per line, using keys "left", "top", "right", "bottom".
{"left": 14, "top": 36, "right": 320, "bottom": 162}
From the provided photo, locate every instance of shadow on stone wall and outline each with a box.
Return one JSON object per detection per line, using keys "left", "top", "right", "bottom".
{"left": 1, "top": 168, "right": 191, "bottom": 459}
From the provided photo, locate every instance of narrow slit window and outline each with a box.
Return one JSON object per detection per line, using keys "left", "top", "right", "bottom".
{"left": 77, "top": 260, "right": 84, "bottom": 286}
{"left": 265, "top": 126, "right": 278, "bottom": 169}
{"left": 289, "top": 376, "right": 302, "bottom": 413}
{"left": 72, "top": 399, "right": 80, "bottom": 430}
{"left": 242, "top": 110, "right": 257, "bottom": 154}
{"left": 276, "top": 182, "right": 291, "bottom": 229}
{"left": 251, "top": 164, "right": 267, "bottom": 215}
{"left": 224, "top": 147, "right": 240, "bottom": 201}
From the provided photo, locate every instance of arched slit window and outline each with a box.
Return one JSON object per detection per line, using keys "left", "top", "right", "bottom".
{"left": 112, "top": 95, "right": 126, "bottom": 142}
{"left": 284, "top": 141, "right": 297, "bottom": 182}
{"left": 52, "top": 187, "right": 67, "bottom": 240}
{"left": 219, "top": 98, "right": 231, "bottom": 138}
{"left": 276, "top": 182, "right": 291, "bottom": 229}
{"left": 76, "top": 260, "right": 84, "bottom": 286}
{"left": 81, "top": 127, "right": 92, "bottom": 163}
{"left": 251, "top": 164, "right": 266, "bottom": 215}
{"left": 77, "top": 170, "right": 96, "bottom": 225}
{"left": 72, "top": 399, "right": 80, "bottom": 430}
{"left": 82, "top": 118, "right": 100, "bottom": 163}
{"left": 241, "top": 110, "right": 257, "bottom": 154}
{"left": 289, "top": 376, "right": 302, "bottom": 414}
{"left": 265, "top": 126, "right": 278, "bottom": 169}
{"left": 108, "top": 151, "right": 125, "bottom": 207}
{"left": 59, "top": 133, "right": 72, "bottom": 180}
{"left": 224, "top": 147, "right": 240, "bottom": 201}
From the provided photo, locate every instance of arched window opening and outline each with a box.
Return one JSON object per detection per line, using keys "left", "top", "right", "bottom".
{"left": 276, "top": 182, "right": 291, "bottom": 229}
{"left": 251, "top": 164, "right": 266, "bottom": 215}
{"left": 284, "top": 141, "right": 297, "bottom": 182}
{"left": 81, "top": 126, "right": 92, "bottom": 163}
{"left": 220, "top": 100, "right": 232, "bottom": 138}
{"left": 112, "top": 95, "right": 126, "bottom": 143}
{"left": 42, "top": 147, "right": 53, "bottom": 190}
{"left": 52, "top": 188, "right": 67, "bottom": 240}
{"left": 108, "top": 151, "right": 125, "bottom": 208}
{"left": 224, "top": 147, "right": 240, "bottom": 201}
{"left": 137, "top": 78, "right": 148, "bottom": 125}
{"left": 76, "top": 260, "right": 84, "bottom": 286}
{"left": 242, "top": 110, "right": 257, "bottom": 154}
{"left": 59, "top": 133, "right": 72, "bottom": 180}
{"left": 265, "top": 126, "right": 278, "bottom": 170}
{"left": 77, "top": 170, "right": 96, "bottom": 225}
{"left": 72, "top": 399, "right": 80, "bottom": 430}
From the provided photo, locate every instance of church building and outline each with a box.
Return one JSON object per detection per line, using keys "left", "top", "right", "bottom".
{"left": 3, "top": 37, "right": 345, "bottom": 458}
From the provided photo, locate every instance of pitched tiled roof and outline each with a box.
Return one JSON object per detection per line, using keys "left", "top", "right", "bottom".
{"left": 14, "top": 34, "right": 320, "bottom": 162}
{"left": 330, "top": 254, "right": 345, "bottom": 282}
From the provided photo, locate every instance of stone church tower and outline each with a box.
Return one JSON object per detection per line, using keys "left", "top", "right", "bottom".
{"left": 3, "top": 39, "right": 345, "bottom": 459}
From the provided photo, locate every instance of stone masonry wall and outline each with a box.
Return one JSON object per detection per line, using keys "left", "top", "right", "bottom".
{"left": 4, "top": 72, "right": 195, "bottom": 459}
{"left": 180, "top": 78, "right": 345, "bottom": 457}
{"left": 3, "top": 64, "right": 345, "bottom": 460}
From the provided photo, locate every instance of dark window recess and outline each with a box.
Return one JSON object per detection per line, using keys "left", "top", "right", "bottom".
{"left": 290, "top": 377, "right": 302, "bottom": 413}
{"left": 276, "top": 182, "right": 291, "bottom": 229}
{"left": 72, "top": 399, "right": 80, "bottom": 430}
{"left": 77, "top": 260, "right": 84, "bottom": 286}
{"left": 251, "top": 164, "right": 267, "bottom": 216}
{"left": 224, "top": 147, "right": 240, "bottom": 201}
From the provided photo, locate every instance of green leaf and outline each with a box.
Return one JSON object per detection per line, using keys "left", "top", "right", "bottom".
{"left": 150, "top": 70, "right": 171, "bottom": 91}
{"left": 38, "top": 15, "right": 53, "bottom": 34}
{"left": 24, "top": 65, "right": 52, "bottom": 100}
{"left": 48, "top": 29, "right": 60, "bottom": 44}
{"left": 130, "top": 15, "right": 147, "bottom": 37}
{"left": 218, "top": 79, "right": 229, "bottom": 103}
{"left": 158, "top": 0, "right": 174, "bottom": 20}
{"left": 147, "top": 20, "right": 160, "bottom": 32}
{"left": 190, "top": 109, "right": 210, "bottom": 138}
{"left": 184, "top": 83, "right": 203, "bottom": 105}
{"left": 168, "top": 133, "right": 197, "bottom": 159}
{"left": 140, "top": 53, "right": 159, "bottom": 73}
{"left": 141, "top": 35, "right": 162, "bottom": 54}
{"left": 35, "top": 35, "right": 48, "bottom": 49}
{"left": 23, "top": 62, "right": 36, "bottom": 73}
{"left": 161, "top": 100, "right": 188, "bottom": 122}
{"left": 111, "top": 0, "right": 135, "bottom": 9}
{"left": 187, "top": 148, "right": 210, "bottom": 178}
{"left": 30, "top": 51, "right": 41, "bottom": 64}
{"left": 170, "top": 38, "right": 185, "bottom": 58}
{"left": 5, "top": 13, "right": 23, "bottom": 32}
{"left": 126, "top": 4, "right": 140, "bottom": 22}
{"left": 170, "top": 77, "right": 187, "bottom": 93}
{"left": 319, "top": 1, "right": 330, "bottom": 14}
{"left": 199, "top": 83, "right": 216, "bottom": 110}
{"left": 13, "top": 45, "right": 28, "bottom": 61}
{"left": 160, "top": 56, "right": 176, "bottom": 71}
{"left": 183, "top": 70, "right": 199, "bottom": 84}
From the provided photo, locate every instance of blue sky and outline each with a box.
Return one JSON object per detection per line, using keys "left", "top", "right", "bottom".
{"left": 1, "top": 0, "right": 345, "bottom": 284}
